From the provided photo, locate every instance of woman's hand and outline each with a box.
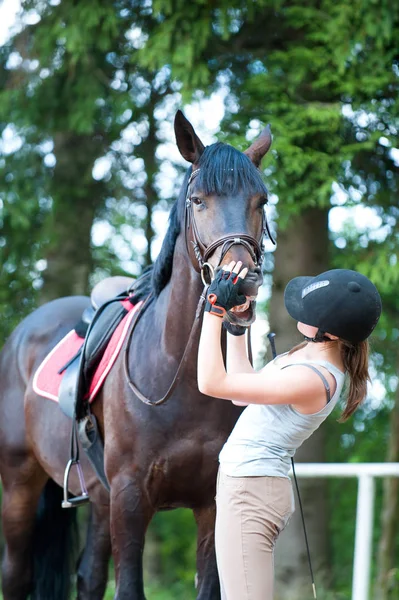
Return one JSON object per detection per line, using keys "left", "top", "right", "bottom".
{"left": 205, "top": 261, "right": 249, "bottom": 318}
{"left": 222, "top": 260, "right": 249, "bottom": 280}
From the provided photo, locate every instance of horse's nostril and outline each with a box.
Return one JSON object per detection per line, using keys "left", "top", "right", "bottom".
{"left": 245, "top": 270, "right": 263, "bottom": 282}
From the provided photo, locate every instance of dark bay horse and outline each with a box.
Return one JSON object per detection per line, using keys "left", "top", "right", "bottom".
{"left": 0, "top": 111, "right": 273, "bottom": 600}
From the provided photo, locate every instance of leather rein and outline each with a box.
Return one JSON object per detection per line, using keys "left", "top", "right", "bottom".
{"left": 123, "top": 167, "right": 275, "bottom": 406}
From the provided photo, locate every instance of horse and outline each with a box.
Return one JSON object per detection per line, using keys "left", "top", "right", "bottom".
{"left": 0, "top": 110, "right": 273, "bottom": 600}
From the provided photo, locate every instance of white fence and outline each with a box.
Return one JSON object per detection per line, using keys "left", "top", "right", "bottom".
{"left": 289, "top": 463, "right": 399, "bottom": 600}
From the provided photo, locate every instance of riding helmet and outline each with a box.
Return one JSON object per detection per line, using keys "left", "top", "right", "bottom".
{"left": 284, "top": 269, "right": 382, "bottom": 344}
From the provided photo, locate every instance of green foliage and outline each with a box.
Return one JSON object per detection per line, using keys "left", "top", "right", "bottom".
{"left": 0, "top": 0, "right": 183, "bottom": 334}
{"left": 0, "top": 132, "right": 50, "bottom": 342}
{"left": 146, "top": 509, "right": 197, "bottom": 589}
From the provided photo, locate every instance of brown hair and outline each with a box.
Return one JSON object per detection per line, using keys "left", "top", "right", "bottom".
{"left": 288, "top": 341, "right": 307, "bottom": 355}
{"left": 338, "top": 339, "right": 370, "bottom": 421}
{"left": 288, "top": 339, "right": 370, "bottom": 421}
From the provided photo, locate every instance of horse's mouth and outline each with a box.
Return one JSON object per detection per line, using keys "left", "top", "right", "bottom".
{"left": 225, "top": 296, "right": 256, "bottom": 327}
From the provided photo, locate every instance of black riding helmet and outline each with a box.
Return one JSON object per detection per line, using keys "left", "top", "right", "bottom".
{"left": 284, "top": 269, "right": 382, "bottom": 344}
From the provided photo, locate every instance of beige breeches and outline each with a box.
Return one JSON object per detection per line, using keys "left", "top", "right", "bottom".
{"left": 215, "top": 470, "right": 294, "bottom": 600}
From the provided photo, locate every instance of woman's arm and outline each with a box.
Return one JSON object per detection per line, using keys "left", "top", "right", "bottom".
{"left": 226, "top": 332, "right": 254, "bottom": 405}
{"left": 197, "top": 260, "right": 329, "bottom": 409}
{"left": 226, "top": 332, "right": 255, "bottom": 374}
{"left": 198, "top": 313, "right": 328, "bottom": 408}
{"left": 197, "top": 312, "right": 227, "bottom": 395}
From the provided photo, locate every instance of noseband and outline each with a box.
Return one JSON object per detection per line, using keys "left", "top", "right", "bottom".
{"left": 185, "top": 168, "right": 275, "bottom": 283}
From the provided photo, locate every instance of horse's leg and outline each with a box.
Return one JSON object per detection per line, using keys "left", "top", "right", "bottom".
{"left": 77, "top": 501, "right": 111, "bottom": 600}
{"left": 1, "top": 463, "right": 47, "bottom": 600}
{"left": 193, "top": 505, "right": 221, "bottom": 600}
{"left": 110, "top": 475, "right": 154, "bottom": 600}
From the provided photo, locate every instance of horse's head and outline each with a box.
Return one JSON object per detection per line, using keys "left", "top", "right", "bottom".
{"left": 174, "top": 110, "right": 274, "bottom": 331}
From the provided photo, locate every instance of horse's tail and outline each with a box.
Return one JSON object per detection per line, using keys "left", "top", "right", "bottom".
{"left": 31, "top": 478, "right": 79, "bottom": 600}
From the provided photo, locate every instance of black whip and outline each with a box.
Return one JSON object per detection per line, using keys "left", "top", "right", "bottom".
{"left": 267, "top": 332, "right": 317, "bottom": 599}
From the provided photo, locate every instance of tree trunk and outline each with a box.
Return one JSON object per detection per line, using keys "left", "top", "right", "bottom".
{"left": 269, "top": 206, "right": 331, "bottom": 599}
{"left": 374, "top": 355, "right": 399, "bottom": 599}
{"left": 40, "top": 133, "right": 106, "bottom": 303}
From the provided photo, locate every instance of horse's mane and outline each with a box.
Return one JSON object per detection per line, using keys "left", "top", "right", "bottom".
{"left": 194, "top": 142, "right": 268, "bottom": 197}
{"left": 130, "top": 142, "right": 268, "bottom": 301}
{"left": 129, "top": 169, "right": 189, "bottom": 301}
{"left": 150, "top": 169, "right": 189, "bottom": 295}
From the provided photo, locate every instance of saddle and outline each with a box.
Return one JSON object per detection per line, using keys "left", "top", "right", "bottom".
{"left": 58, "top": 276, "right": 138, "bottom": 507}
{"left": 58, "top": 276, "right": 136, "bottom": 419}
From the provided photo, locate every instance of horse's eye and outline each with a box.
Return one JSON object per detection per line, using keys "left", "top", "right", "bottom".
{"left": 192, "top": 197, "right": 204, "bottom": 207}
{"left": 258, "top": 197, "right": 268, "bottom": 209}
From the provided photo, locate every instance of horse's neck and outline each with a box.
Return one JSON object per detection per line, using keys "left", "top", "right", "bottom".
{"left": 155, "top": 239, "right": 204, "bottom": 358}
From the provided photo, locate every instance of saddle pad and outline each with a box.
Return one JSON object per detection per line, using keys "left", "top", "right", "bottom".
{"left": 33, "top": 300, "right": 142, "bottom": 403}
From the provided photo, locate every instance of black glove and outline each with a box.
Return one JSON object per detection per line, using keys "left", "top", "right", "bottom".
{"left": 205, "top": 269, "right": 246, "bottom": 318}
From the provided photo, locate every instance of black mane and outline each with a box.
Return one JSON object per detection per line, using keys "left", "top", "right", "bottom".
{"left": 130, "top": 142, "right": 268, "bottom": 301}
{"left": 194, "top": 142, "right": 268, "bottom": 198}
{"left": 129, "top": 169, "right": 189, "bottom": 301}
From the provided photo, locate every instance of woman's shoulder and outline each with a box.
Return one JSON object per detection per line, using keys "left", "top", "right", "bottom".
{"left": 273, "top": 348, "right": 345, "bottom": 376}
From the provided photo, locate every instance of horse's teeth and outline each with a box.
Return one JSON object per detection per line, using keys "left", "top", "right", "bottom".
{"left": 231, "top": 300, "right": 250, "bottom": 313}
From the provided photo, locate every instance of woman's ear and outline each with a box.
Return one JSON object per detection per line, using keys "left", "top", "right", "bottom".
{"left": 325, "top": 333, "right": 339, "bottom": 341}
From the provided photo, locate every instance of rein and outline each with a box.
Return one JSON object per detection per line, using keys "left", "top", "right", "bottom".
{"left": 123, "top": 286, "right": 209, "bottom": 406}
{"left": 123, "top": 166, "right": 272, "bottom": 405}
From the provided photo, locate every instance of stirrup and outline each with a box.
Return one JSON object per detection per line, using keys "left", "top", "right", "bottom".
{"left": 62, "top": 458, "right": 90, "bottom": 508}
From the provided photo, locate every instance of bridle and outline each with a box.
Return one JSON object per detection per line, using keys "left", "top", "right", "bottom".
{"left": 185, "top": 168, "right": 275, "bottom": 284}
{"left": 123, "top": 166, "right": 275, "bottom": 405}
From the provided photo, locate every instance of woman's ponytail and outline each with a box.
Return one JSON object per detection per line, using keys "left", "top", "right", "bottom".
{"left": 339, "top": 339, "right": 370, "bottom": 421}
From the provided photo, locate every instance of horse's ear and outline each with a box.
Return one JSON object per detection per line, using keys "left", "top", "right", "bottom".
{"left": 244, "top": 124, "right": 273, "bottom": 167}
{"left": 174, "top": 110, "right": 205, "bottom": 164}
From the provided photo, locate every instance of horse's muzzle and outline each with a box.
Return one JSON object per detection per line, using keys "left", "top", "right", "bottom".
{"left": 212, "top": 266, "right": 263, "bottom": 329}
{"left": 239, "top": 268, "right": 263, "bottom": 297}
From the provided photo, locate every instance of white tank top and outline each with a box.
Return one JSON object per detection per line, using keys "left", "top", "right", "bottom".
{"left": 219, "top": 355, "right": 346, "bottom": 478}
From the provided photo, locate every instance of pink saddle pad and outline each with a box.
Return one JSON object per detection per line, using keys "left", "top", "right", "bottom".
{"left": 33, "top": 300, "right": 142, "bottom": 403}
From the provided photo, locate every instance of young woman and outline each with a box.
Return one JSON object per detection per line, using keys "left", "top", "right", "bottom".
{"left": 197, "top": 261, "right": 382, "bottom": 600}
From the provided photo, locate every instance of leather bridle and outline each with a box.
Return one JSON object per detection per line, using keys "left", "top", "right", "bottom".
{"left": 185, "top": 167, "right": 275, "bottom": 284}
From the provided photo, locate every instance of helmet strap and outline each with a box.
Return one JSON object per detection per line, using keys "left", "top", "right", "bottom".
{"left": 304, "top": 329, "right": 330, "bottom": 343}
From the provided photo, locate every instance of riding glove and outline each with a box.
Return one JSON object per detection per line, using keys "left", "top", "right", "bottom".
{"left": 205, "top": 270, "right": 247, "bottom": 318}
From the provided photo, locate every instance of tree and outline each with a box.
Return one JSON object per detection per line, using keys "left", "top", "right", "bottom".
{"left": 0, "top": 1, "right": 183, "bottom": 319}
